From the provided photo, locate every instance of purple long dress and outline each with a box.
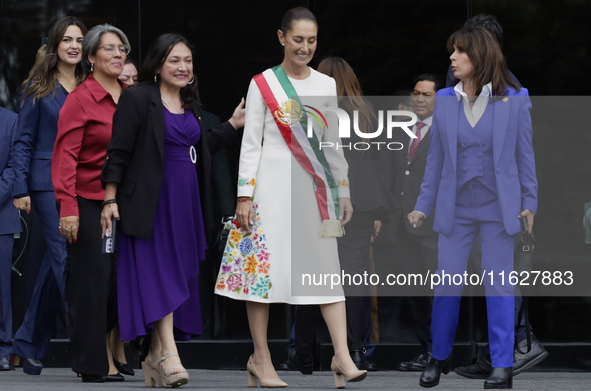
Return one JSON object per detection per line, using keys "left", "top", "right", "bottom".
{"left": 117, "top": 108, "right": 207, "bottom": 341}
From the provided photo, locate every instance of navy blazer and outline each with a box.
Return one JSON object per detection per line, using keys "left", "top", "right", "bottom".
{"left": 11, "top": 84, "right": 68, "bottom": 196}
{"left": 415, "top": 87, "right": 538, "bottom": 236}
{"left": 0, "top": 107, "right": 22, "bottom": 235}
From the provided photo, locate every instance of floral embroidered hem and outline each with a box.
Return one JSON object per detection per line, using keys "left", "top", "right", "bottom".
{"left": 215, "top": 202, "right": 272, "bottom": 299}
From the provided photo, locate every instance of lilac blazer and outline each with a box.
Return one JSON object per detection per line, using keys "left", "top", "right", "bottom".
{"left": 414, "top": 86, "right": 538, "bottom": 236}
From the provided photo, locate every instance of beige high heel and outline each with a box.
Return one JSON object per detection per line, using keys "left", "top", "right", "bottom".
{"left": 158, "top": 353, "right": 189, "bottom": 387}
{"left": 246, "top": 355, "right": 287, "bottom": 388}
{"left": 142, "top": 353, "right": 164, "bottom": 388}
{"left": 330, "top": 356, "right": 367, "bottom": 389}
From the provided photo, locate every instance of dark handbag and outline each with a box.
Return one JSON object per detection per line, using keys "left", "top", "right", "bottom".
{"left": 514, "top": 216, "right": 534, "bottom": 354}
{"left": 514, "top": 216, "right": 535, "bottom": 274}
{"left": 212, "top": 216, "right": 235, "bottom": 261}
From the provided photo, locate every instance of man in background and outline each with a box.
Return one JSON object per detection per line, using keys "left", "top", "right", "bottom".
{"left": 0, "top": 107, "right": 21, "bottom": 370}
{"left": 391, "top": 75, "right": 440, "bottom": 372}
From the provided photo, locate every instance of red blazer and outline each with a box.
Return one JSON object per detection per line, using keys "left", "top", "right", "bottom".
{"left": 52, "top": 74, "right": 127, "bottom": 217}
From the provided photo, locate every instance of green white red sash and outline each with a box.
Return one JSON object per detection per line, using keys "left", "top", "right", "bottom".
{"left": 253, "top": 65, "right": 343, "bottom": 238}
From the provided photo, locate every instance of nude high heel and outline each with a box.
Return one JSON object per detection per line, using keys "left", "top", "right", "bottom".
{"left": 330, "top": 356, "right": 367, "bottom": 389}
{"left": 158, "top": 353, "right": 189, "bottom": 387}
{"left": 141, "top": 353, "right": 164, "bottom": 387}
{"left": 246, "top": 355, "right": 287, "bottom": 388}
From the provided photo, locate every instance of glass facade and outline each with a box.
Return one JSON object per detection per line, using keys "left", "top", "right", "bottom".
{"left": 1, "top": 0, "right": 590, "bottom": 349}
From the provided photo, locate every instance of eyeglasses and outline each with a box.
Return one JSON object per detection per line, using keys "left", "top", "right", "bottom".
{"left": 98, "top": 44, "right": 130, "bottom": 55}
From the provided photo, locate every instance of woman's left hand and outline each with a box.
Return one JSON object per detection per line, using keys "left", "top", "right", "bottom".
{"left": 101, "top": 203, "right": 120, "bottom": 237}
{"left": 59, "top": 215, "right": 80, "bottom": 244}
{"left": 339, "top": 197, "right": 353, "bottom": 226}
{"left": 371, "top": 220, "right": 382, "bottom": 243}
{"left": 518, "top": 209, "right": 535, "bottom": 234}
{"left": 228, "top": 98, "right": 246, "bottom": 129}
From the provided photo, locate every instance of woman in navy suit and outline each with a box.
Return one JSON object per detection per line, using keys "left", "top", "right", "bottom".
{"left": 10, "top": 16, "right": 87, "bottom": 375}
{"left": 408, "top": 27, "right": 537, "bottom": 389}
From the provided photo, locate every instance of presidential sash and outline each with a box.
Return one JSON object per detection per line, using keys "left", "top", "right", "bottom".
{"left": 253, "top": 65, "right": 343, "bottom": 238}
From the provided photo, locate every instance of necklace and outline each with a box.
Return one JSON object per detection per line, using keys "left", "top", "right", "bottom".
{"left": 161, "top": 98, "right": 183, "bottom": 114}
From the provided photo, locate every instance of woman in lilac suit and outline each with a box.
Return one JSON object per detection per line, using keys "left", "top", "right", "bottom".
{"left": 408, "top": 27, "right": 537, "bottom": 390}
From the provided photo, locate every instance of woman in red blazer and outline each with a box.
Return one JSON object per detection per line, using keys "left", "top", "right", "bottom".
{"left": 52, "top": 23, "right": 130, "bottom": 383}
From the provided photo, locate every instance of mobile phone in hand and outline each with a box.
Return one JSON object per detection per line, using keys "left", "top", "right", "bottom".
{"left": 102, "top": 217, "right": 117, "bottom": 253}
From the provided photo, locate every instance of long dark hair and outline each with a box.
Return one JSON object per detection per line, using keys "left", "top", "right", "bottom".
{"left": 317, "top": 57, "right": 377, "bottom": 143}
{"left": 447, "top": 27, "right": 520, "bottom": 97}
{"left": 138, "top": 33, "right": 199, "bottom": 109}
{"left": 22, "top": 16, "right": 87, "bottom": 105}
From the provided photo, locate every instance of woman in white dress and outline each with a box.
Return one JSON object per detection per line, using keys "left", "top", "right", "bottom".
{"left": 215, "top": 6, "right": 367, "bottom": 389}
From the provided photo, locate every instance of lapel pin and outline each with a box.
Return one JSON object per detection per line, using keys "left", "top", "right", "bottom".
{"left": 502, "top": 97, "right": 509, "bottom": 102}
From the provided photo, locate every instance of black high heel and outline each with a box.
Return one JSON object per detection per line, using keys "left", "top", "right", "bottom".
{"left": 484, "top": 367, "right": 513, "bottom": 389}
{"left": 419, "top": 352, "right": 452, "bottom": 388}
{"left": 105, "top": 372, "right": 125, "bottom": 382}
{"left": 114, "top": 358, "right": 135, "bottom": 376}
{"left": 80, "top": 374, "right": 105, "bottom": 383}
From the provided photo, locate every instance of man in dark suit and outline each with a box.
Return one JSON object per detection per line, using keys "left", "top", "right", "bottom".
{"left": 0, "top": 107, "right": 21, "bottom": 370}
{"left": 392, "top": 75, "right": 441, "bottom": 371}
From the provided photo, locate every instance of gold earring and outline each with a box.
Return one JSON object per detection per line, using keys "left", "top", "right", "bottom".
{"left": 90, "top": 63, "right": 94, "bottom": 72}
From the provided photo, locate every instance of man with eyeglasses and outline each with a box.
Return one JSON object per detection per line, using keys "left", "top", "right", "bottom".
{"left": 391, "top": 74, "right": 441, "bottom": 372}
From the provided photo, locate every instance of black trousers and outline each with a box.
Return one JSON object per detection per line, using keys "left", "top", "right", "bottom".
{"left": 395, "top": 224, "right": 438, "bottom": 352}
{"left": 66, "top": 197, "right": 118, "bottom": 376}
{"left": 295, "top": 212, "right": 374, "bottom": 354}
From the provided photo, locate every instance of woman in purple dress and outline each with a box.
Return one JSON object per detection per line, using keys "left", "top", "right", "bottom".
{"left": 100, "top": 34, "right": 245, "bottom": 388}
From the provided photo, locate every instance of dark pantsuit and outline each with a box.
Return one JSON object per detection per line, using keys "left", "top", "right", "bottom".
{"left": 0, "top": 234, "right": 14, "bottom": 357}
{"left": 337, "top": 211, "right": 374, "bottom": 351}
{"left": 294, "top": 305, "right": 320, "bottom": 355}
{"left": 395, "top": 225, "right": 438, "bottom": 352}
{"left": 12, "top": 190, "right": 66, "bottom": 359}
{"left": 67, "top": 197, "right": 117, "bottom": 376}
{"left": 371, "top": 239, "right": 399, "bottom": 342}
{"left": 432, "top": 183, "right": 514, "bottom": 368}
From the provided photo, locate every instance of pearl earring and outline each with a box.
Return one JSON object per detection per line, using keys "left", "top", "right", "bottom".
{"left": 90, "top": 63, "right": 94, "bottom": 72}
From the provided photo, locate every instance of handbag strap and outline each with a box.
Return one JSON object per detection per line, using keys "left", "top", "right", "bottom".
{"left": 515, "top": 223, "right": 534, "bottom": 354}
{"left": 515, "top": 296, "right": 532, "bottom": 354}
